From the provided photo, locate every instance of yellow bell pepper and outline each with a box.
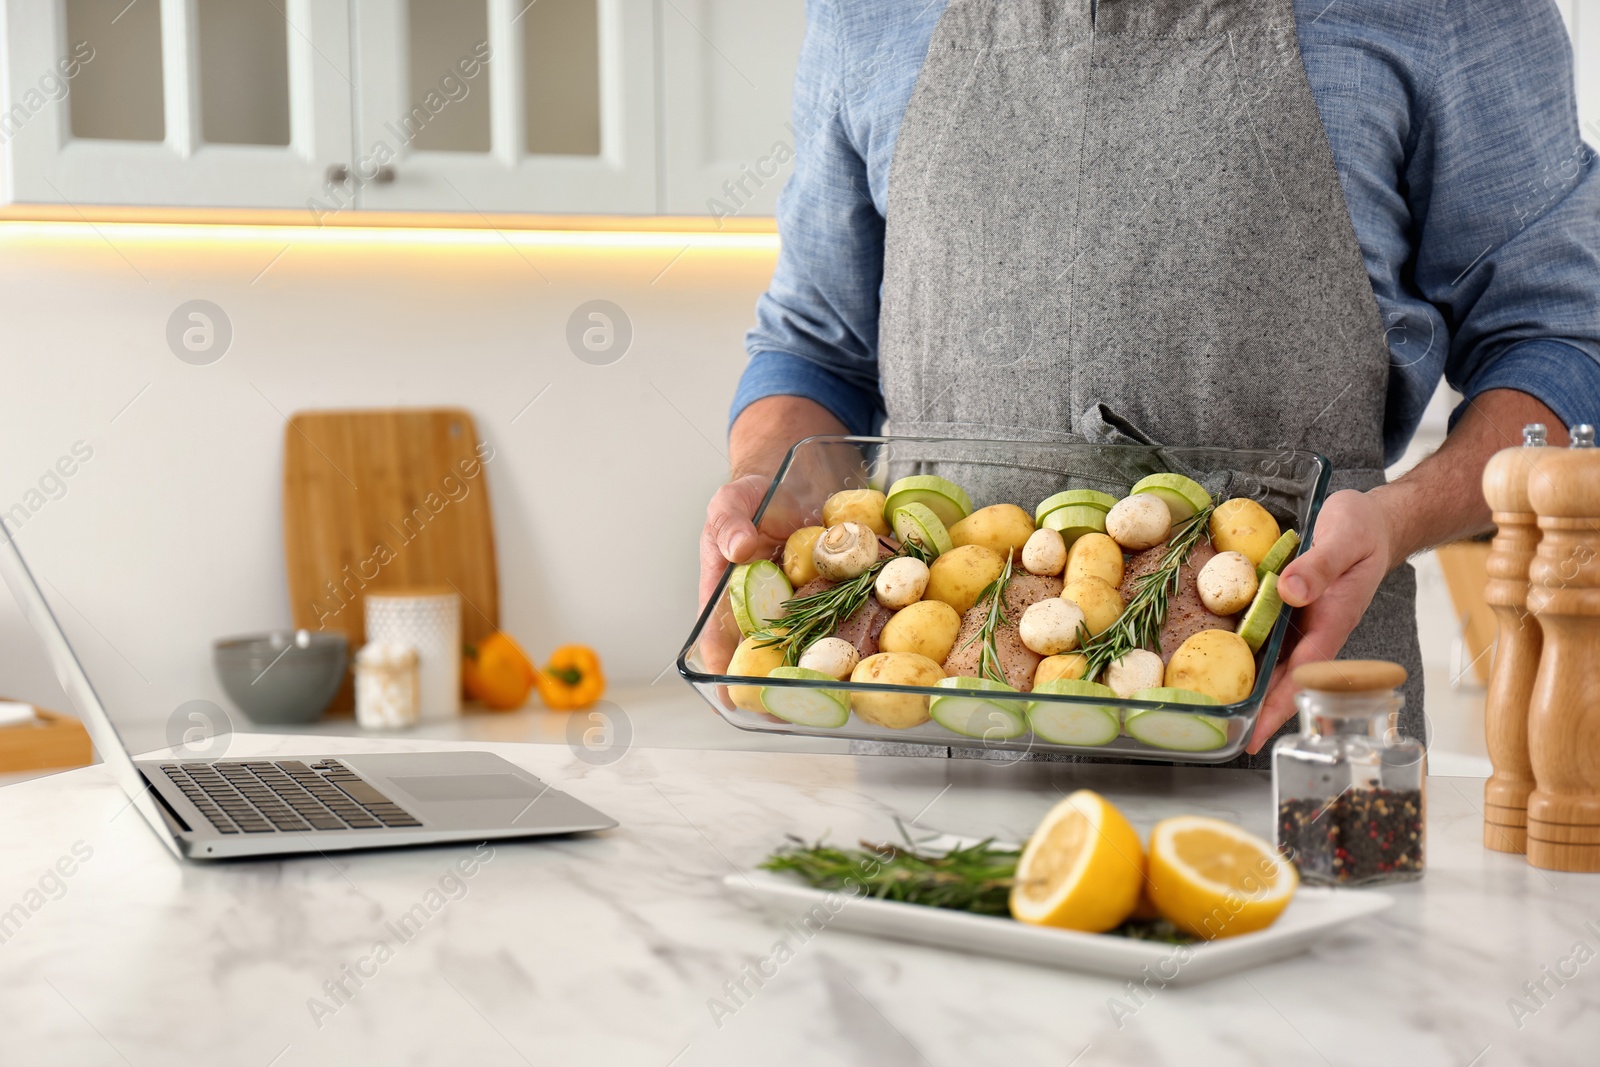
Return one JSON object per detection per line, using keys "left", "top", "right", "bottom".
{"left": 535, "top": 644, "right": 606, "bottom": 710}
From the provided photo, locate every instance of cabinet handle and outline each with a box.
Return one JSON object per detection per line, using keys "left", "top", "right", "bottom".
{"left": 373, "top": 165, "right": 397, "bottom": 184}
{"left": 325, "top": 163, "right": 350, "bottom": 185}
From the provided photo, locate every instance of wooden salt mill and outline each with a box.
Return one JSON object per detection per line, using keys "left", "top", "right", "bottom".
{"left": 1481, "top": 424, "right": 1547, "bottom": 853}
{"left": 1525, "top": 424, "right": 1600, "bottom": 872}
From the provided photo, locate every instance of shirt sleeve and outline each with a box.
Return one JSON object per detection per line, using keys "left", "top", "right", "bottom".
{"left": 731, "top": 0, "right": 886, "bottom": 437}
{"left": 1413, "top": 0, "right": 1600, "bottom": 432}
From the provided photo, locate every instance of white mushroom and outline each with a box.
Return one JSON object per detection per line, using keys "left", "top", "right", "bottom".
{"left": 1018, "top": 597, "right": 1088, "bottom": 656}
{"left": 1105, "top": 649, "right": 1165, "bottom": 698}
{"left": 874, "top": 556, "right": 930, "bottom": 609}
{"left": 1197, "top": 551, "right": 1259, "bottom": 615}
{"left": 798, "top": 637, "right": 861, "bottom": 680}
{"left": 1021, "top": 528, "right": 1068, "bottom": 576}
{"left": 1105, "top": 494, "right": 1173, "bottom": 550}
{"left": 812, "top": 522, "right": 878, "bottom": 581}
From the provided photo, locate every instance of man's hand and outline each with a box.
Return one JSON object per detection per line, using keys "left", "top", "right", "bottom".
{"left": 694, "top": 395, "right": 848, "bottom": 676}
{"left": 698, "top": 395, "right": 849, "bottom": 609}
{"left": 1244, "top": 388, "right": 1565, "bottom": 754}
{"left": 698, "top": 474, "right": 780, "bottom": 609}
{"left": 1247, "top": 489, "right": 1395, "bottom": 752}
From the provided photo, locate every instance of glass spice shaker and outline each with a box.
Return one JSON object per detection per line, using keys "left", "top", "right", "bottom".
{"left": 1273, "top": 660, "right": 1425, "bottom": 886}
{"left": 354, "top": 642, "right": 420, "bottom": 730}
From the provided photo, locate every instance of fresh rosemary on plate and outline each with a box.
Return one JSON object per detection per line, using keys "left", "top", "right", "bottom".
{"left": 761, "top": 833, "right": 1019, "bottom": 915}
{"left": 959, "top": 549, "right": 1016, "bottom": 684}
{"left": 751, "top": 539, "right": 931, "bottom": 666}
{"left": 1078, "top": 503, "right": 1216, "bottom": 682}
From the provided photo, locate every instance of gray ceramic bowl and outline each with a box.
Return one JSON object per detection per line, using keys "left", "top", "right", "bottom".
{"left": 213, "top": 630, "right": 348, "bottom": 725}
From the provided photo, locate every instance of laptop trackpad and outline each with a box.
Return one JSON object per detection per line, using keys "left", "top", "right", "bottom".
{"left": 387, "top": 774, "right": 543, "bottom": 802}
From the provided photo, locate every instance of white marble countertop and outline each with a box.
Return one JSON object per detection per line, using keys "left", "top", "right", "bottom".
{"left": 0, "top": 732, "right": 1592, "bottom": 1067}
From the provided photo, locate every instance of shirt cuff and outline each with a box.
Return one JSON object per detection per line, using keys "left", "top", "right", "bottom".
{"left": 1451, "top": 339, "right": 1600, "bottom": 432}
{"left": 729, "top": 351, "right": 883, "bottom": 437}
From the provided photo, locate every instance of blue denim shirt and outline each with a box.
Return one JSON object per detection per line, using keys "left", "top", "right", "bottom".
{"left": 733, "top": 0, "right": 1600, "bottom": 464}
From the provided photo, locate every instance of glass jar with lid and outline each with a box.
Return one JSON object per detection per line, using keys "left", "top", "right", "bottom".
{"left": 354, "top": 642, "right": 420, "bottom": 730}
{"left": 1273, "top": 660, "right": 1425, "bottom": 886}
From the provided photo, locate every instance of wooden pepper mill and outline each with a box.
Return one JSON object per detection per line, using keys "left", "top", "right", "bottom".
{"left": 1480, "top": 424, "right": 1547, "bottom": 853}
{"left": 1525, "top": 424, "right": 1600, "bottom": 872}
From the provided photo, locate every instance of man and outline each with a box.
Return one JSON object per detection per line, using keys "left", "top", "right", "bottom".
{"left": 700, "top": 0, "right": 1600, "bottom": 766}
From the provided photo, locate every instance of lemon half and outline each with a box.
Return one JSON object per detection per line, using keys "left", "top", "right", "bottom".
{"left": 1009, "top": 790, "right": 1145, "bottom": 932}
{"left": 1147, "top": 815, "right": 1298, "bottom": 940}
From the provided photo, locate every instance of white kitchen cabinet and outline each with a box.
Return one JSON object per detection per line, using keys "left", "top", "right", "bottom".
{"left": 2, "top": 0, "right": 353, "bottom": 210}
{"left": 348, "top": 0, "right": 657, "bottom": 214}
{"left": 657, "top": 0, "right": 805, "bottom": 218}
{"left": 2, "top": 0, "right": 798, "bottom": 216}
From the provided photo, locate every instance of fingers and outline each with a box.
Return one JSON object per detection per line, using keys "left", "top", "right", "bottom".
{"left": 1248, "top": 668, "right": 1299, "bottom": 755}
{"left": 698, "top": 476, "right": 781, "bottom": 609}
{"left": 1245, "top": 575, "right": 1374, "bottom": 753}
{"left": 1278, "top": 490, "right": 1379, "bottom": 607}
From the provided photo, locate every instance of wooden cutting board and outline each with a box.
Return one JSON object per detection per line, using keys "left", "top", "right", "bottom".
{"left": 0, "top": 704, "right": 92, "bottom": 773}
{"left": 283, "top": 408, "right": 499, "bottom": 710}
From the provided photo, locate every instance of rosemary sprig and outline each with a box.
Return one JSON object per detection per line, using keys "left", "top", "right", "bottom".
{"left": 760, "top": 832, "right": 1020, "bottom": 915}
{"left": 959, "top": 549, "right": 1016, "bottom": 684}
{"left": 752, "top": 538, "right": 932, "bottom": 665}
{"left": 1079, "top": 503, "right": 1216, "bottom": 681}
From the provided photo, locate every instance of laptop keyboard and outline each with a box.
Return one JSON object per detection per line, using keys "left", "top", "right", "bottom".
{"left": 158, "top": 759, "right": 422, "bottom": 835}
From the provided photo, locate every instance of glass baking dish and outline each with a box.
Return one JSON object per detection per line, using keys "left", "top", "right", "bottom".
{"left": 678, "top": 435, "right": 1331, "bottom": 763}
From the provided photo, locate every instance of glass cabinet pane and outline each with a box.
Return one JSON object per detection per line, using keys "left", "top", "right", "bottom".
{"left": 198, "top": 0, "right": 291, "bottom": 146}
{"left": 522, "top": 0, "right": 600, "bottom": 156}
{"left": 65, "top": 0, "right": 165, "bottom": 141}
{"left": 405, "top": 0, "right": 492, "bottom": 153}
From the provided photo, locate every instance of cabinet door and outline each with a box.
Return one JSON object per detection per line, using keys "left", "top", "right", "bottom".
{"left": 351, "top": 0, "right": 655, "bottom": 214}
{"left": 2, "top": 0, "right": 353, "bottom": 210}
{"left": 658, "top": 0, "right": 806, "bottom": 218}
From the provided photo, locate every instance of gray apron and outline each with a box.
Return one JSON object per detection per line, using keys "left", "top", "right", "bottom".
{"left": 866, "top": 0, "right": 1425, "bottom": 768}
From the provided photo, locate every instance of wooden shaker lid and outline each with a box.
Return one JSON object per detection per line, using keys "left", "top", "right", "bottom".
{"left": 1527, "top": 447, "right": 1600, "bottom": 519}
{"left": 1291, "top": 660, "right": 1408, "bottom": 693}
{"left": 1481, "top": 423, "right": 1550, "bottom": 512}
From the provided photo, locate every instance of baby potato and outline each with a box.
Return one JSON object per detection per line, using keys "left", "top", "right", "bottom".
{"left": 1165, "top": 629, "right": 1257, "bottom": 704}
{"left": 1034, "top": 653, "right": 1090, "bottom": 687}
{"left": 879, "top": 600, "right": 963, "bottom": 664}
{"left": 1209, "top": 498, "right": 1281, "bottom": 567}
{"left": 925, "top": 544, "right": 1006, "bottom": 614}
{"left": 782, "top": 526, "right": 825, "bottom": 587}
{"left": 949, "top": 503, "right": 1036, "bottom": 558}
{"left": 850, "top": 652, "right": 945, "bottom": 728}
{"left": 1019, "top": 598, "right": 1087, "bottom": 656}
{"left": 1065, "top": 532, "right": 1126, "bottom": 588}
{"left": 822, "top": 489, "right": 890, "bottom": 536}
{"left": 1061, "top": 575, "right": 1126, "bottom": 636}
{"left": 726, "top": 634, "right": 788, "bottom": 713}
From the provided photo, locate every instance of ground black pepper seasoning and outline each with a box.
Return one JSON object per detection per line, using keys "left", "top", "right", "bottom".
{"left": 1272, "top": 660, "right": 1426, "bottom": 887}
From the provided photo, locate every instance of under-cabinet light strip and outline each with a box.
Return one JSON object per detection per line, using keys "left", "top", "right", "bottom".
{"left": 0, "top": 220, "right": 780, "bottom": 250}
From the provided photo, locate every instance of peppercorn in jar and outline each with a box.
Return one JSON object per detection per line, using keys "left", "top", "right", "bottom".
{"left": 1272, "top": 660, "right": 1425, "bottom": 886}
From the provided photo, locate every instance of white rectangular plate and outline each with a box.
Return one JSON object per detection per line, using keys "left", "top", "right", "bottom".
{"left": 725, "top": 843, "right": 1391, "bottom": 984}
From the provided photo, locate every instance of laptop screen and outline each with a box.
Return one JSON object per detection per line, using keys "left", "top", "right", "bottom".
{"left": 0, "top": 515, "right": 180, "bottom": 851}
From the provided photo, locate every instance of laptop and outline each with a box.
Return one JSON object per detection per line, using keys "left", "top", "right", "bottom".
{"left": 0, "top": 519, "right": 617, "bottom": 860}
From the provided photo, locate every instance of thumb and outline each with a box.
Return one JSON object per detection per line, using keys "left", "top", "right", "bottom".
{"left": 1273, "top": 543, "right": 1350, "bottom": 607}
{"left": 710, "top": 507, "right": 758, "bottom": 562}
{"left": 1276, "top": 494, "right": 1375, "bottom": 607}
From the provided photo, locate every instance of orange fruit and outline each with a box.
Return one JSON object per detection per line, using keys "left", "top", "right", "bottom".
{"left": 463, "top": 632, "right": 536, "bottom": 711}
